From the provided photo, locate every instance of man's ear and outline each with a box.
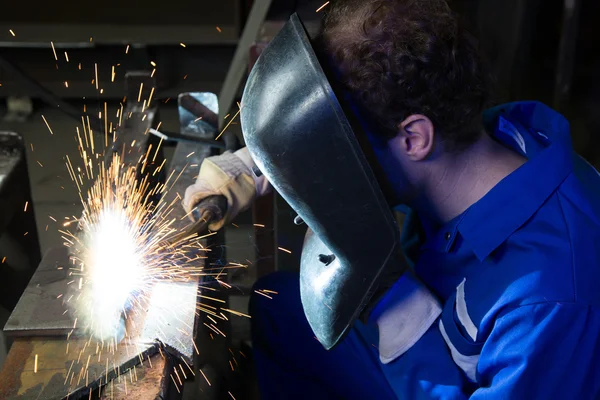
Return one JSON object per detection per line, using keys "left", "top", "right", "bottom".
{"left": 397, "top": 114, "right": 435, "bottom": 161}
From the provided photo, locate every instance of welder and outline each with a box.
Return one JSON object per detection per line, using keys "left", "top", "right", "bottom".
{"left": 183, "top": 0, "right": 600, "bottom": 398}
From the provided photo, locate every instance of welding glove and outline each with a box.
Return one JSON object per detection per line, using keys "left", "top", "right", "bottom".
{"left": 182, "top": 147, "right": 271, "bottom": 231}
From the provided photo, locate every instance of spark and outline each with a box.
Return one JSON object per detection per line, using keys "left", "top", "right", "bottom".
{"left": 316, "top": 1, "right": 330, "bottom": 12}
{"left": 51, "top": 41, "right": 58, "bottom": 60}
{"left": 65, "top": 81, "right": 69, "bottom": 88}
{"left": 41, "top": 115, "right": 54, "bottom": 135}
{"left": 34, "top": 354, "right": 38, "bottom": 373}
{"left": 147, "top": 87, "right": 155, "bottom": 107}
{"left": 104, "top": 102, "right": 108, "bottom": 147}
{"left": 254, "top": 290, "right": 272, "bottom": 299}
{"left": 215, "top": 108, "right": 241, "bottom": 140}
{"left": 221, "top": 308, "right": 251, "bottom": 318}
{"left": 37, "top": 161, "right": 43, "bottom": 167}
{"left": 253, "top": 223, "right": 264, "bottom": 227}
{"left": 216, "top": 26, "right": 222, "bottom": 33}
{"left": 278, "top": 246, "right": 292, "bottom": 254}
{"left": 138, "top": 83, "right": 144, "bottom": 102}
{"left": 64, "top": 51, "right": 69, "bottom": 62}
{"left": 9, "top": 29, "right": 15, "bottom": 37}
{"left": 24, "top": 201, "right": 28, "bottom": 212}
{"left": 180, "top": 43, "right": 186, "bottom": 47}
{"left": 170, "top": 374, "right": 181, "bottom": 393}
{"left": 94, "top": 63, "right": 99, "bottom": 90}
{"left": 150, "top": 61, "right": 156, "bottom": 67}
{"left": 199, "top": 368, "right": 211, "bottom": 386}
{"left": 151, "top": 68, "right": 156, "bottom": 78}
{"left": 1, "top": 257, "right": 5, "bottom": 263}
{"left": 125, "top": 44, "right": 130, "bottom": 54}
{"left": 111, "top": 66, "right": 115, "bottom": 82}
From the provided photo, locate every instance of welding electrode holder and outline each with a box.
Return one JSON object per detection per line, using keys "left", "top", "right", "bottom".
{"left": 170, "top": 195, "right": 228, "bottom": 244}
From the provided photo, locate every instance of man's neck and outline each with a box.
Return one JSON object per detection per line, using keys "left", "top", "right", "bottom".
{"left": 412, "top": 133, "right": 527, "bottom": 226}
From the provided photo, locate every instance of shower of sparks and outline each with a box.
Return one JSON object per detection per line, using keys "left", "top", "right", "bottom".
{"left": 316, "top": 1, "right": 330, "bottom": 12}
{"left": 32, "top": 97, "right": 251, "bottom": 395}
{"left": 64, "top": 148, "right": 238, "bottom": 343}
{"left": 9, "top": 29, "right": 15, "bottom": 36}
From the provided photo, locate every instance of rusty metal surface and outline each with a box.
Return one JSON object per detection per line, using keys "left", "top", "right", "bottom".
{"left": 99, "top": 353, "right": 171, "bottom": 400}
{"left": 0, "top": 336, "right": 157, "bottom": 400}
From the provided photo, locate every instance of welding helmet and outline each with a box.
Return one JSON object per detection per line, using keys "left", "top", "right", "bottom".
{"left": 241, "top": 13, "right": 406, "bottom": 349}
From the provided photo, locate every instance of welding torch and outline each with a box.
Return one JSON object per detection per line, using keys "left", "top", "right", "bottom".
{"left": 169, "top": 195, "right": 228, "bottom": 244}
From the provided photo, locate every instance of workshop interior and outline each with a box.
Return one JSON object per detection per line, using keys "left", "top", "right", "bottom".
{"left": 0, "top": 0, "right": 598, "bottom": 399}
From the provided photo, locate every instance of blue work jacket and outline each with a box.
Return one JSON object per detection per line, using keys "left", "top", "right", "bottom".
{"left": 375, "top": 101, "right": 600, "bottom": 398}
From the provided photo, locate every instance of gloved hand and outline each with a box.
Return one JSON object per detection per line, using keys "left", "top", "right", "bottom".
{"left": 182, "top": 147, "right": 271, "bottom": 231}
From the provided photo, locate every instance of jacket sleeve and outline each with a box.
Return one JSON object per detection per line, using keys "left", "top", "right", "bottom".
{"left": 378, "top": 301, "right": 600, "bottom": 399}
{"left": 470, "top": 302, "right": 600, "bottom": 399}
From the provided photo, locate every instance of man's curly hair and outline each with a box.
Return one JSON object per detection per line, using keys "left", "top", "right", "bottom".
{"left": 320, "top": 0, "right": 491, "bottom": 152}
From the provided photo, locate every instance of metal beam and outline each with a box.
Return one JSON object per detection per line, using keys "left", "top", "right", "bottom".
{"left": 217, "top": 0, "right": 273, "bottom": 127}
{"left": 554, "top": 0, "right": 583, "bottom": 112}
